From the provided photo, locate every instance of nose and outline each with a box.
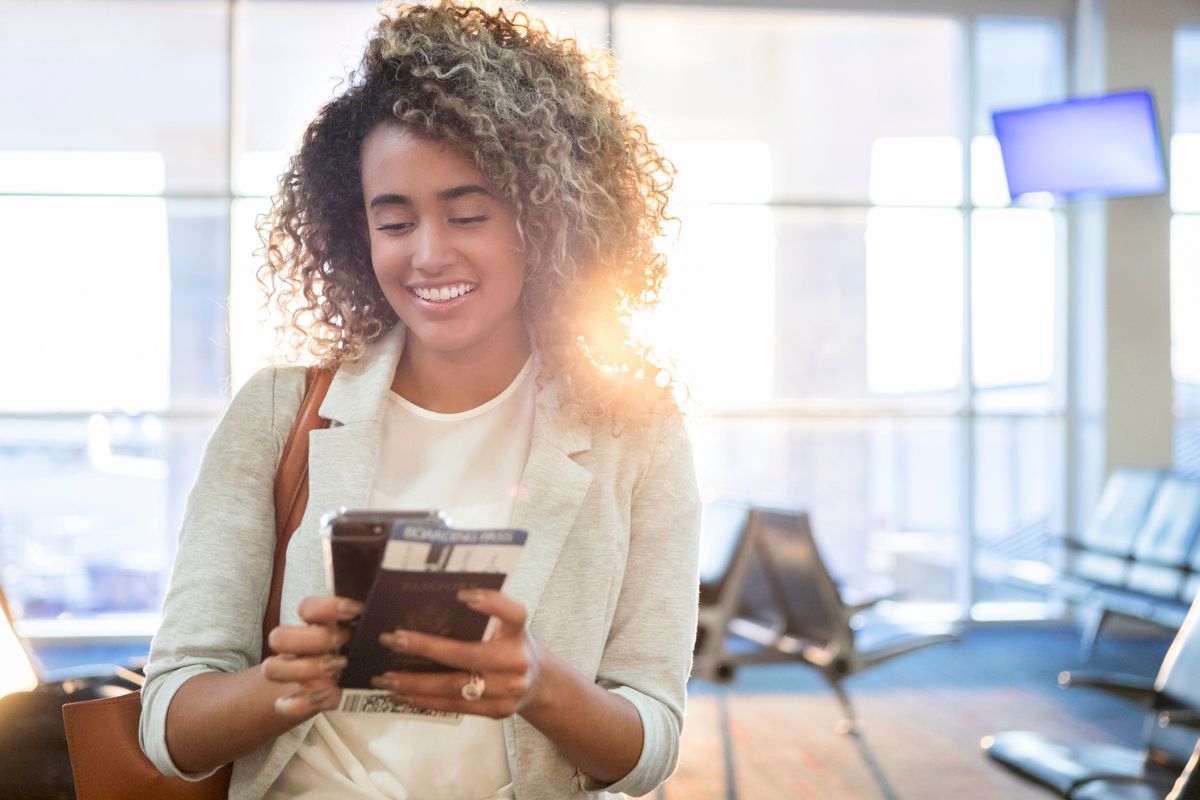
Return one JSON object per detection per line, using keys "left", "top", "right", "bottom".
{"left": 412, "top": 221, "right": 455, "bottom": 275}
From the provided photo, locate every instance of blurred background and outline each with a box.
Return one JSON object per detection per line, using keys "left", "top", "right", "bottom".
{"left": 1, "top": 0, "right": 1198, "bottom": 798}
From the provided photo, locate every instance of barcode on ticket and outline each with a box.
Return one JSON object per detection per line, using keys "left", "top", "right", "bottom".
{"left": 337, "top": 690, "right": 462, "bottom": 723}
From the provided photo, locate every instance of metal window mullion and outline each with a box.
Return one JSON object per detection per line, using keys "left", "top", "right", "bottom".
{"left": 959, "top": 12, "right": 977, "bottom": 622}
{"left": 0, "top": 191, "right": 234, "bottom": 200}
{"left": 0, "top": 410, "right": 228, "bottom": 422}
{"left": 227, "top": 0, "right": 243, "bottom": 396}
{"left": 1062, "top": 0, "right": 1097, "bottom": 603}
{"left": 697, "top": 408, "right": 1064, "bottom": 420}
{"left": 713, "top": 198, "right": 974, "bottom": 210}
{"left": 583, "top": 0, "right": 1072, "bottom": 18}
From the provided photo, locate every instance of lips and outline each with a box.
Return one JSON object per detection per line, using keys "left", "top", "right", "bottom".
{"left": 408, "top": 282, "right": 478, "bottom": 303}
{"left": 406, "top": 281, "right": 478, "bottom": 313}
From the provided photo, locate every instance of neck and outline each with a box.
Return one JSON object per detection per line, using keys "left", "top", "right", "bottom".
{"left": 392, "top": 327, "right": 532, "bottom": 414}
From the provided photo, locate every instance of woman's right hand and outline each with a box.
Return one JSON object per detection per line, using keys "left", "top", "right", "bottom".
{"left": 262, "top": 595, "right": 362, "bottom": 718}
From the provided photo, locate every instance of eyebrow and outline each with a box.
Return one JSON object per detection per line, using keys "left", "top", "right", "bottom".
{"left": 368, "top": 184, "right": 492, "bottom": 209}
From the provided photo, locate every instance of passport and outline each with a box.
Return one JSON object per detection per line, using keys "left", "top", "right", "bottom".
{"left": 338, "top": 569, "right": 507, "bottom": 686}
{"left": 324, "top": 516, "right": 528, "bottom": 716}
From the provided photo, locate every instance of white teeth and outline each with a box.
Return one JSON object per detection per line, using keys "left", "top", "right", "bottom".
{"left": 413, "top": 283, "right": 475, "bottom": 302}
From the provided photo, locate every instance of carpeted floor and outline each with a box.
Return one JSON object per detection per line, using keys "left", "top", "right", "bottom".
{"left": 643, "top": 623, "right": 1176, "bottom": 800}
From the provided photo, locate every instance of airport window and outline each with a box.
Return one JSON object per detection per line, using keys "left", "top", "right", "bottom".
{"left": 0, "top": 1, "right": 1070, "bottom": 633}
{"left": 1173, "top": 27, "right": 1200, "bottom": 473}
{"left": 615, "top": 8, "right": 1067, "bottom": 617}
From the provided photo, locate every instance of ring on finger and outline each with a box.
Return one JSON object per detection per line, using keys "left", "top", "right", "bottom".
{"left": 460, "top": 671, "right": 485, "bottom": 702}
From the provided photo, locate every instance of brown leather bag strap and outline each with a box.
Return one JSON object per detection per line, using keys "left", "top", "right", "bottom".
{"left": 262, "top": 365, "right": 335, "bottom": 661}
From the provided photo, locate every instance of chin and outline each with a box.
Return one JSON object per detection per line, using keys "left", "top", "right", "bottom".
{"left": 403, "top": 327, "right": 480, "bottom": 356}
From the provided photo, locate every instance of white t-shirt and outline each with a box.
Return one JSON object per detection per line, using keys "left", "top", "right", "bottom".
{"left": 266, "top": 356, "right": 537, "bottom": 800}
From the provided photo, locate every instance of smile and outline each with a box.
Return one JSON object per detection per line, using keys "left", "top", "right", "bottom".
{"left": 409, "top": 282, "right": 478, "bottom": 303}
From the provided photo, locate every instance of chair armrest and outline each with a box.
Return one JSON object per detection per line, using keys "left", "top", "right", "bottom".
{"left": 1058, "top": 535, "right": 1137, "bottom": 560}
{"left": 1158, "top": 709, "right": 1200, "bottom": 730}
{"left": 1057, "top": 670, "right": 1160, "bottom": 707}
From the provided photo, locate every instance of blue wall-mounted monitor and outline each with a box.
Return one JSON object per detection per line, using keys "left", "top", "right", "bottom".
{"left": 992, "top": 89, "right": 1167, "bottom": 200}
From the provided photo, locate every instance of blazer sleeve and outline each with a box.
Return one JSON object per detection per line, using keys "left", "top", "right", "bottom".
{"left": 580, "top": 414, "right": 702, "bottom": 796}
{"left": 138, "top": 366, "right": 303, "bottom": 779}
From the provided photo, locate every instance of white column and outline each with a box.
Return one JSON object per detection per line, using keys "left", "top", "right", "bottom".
{"left": 1069, "top": 0, "right": 1177, "bottom": 533}
{"left": 1104, "top": 1, "right": 1176, "bottom": 473}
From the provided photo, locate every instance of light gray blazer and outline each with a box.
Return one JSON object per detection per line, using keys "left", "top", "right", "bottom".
{"left": 139, "top": 326, "right": 702, "bottom": 799}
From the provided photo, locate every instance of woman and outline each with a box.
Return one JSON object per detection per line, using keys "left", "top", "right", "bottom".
{"left": 139, "top": 3, "right": 700, "bottom": 799}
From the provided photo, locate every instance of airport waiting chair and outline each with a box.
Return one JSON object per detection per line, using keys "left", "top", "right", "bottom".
{"left": 982, "top": 588, "right": 1200, "bottom": 798}
{"left": 1186, "top": 517, "right": 1200, "bottom": 619}
{"left": 1069, "top": 733, "right": 1200, "bottom": 800}
{"left": 0, "top": 584, "right": 142, "bottom": 692}
{"left": 694, "top": 501, "right": 761, "bottom": 681}
{"left": 1072, "top": 473, "right": 1200, "bottom": 657}
{"left": 693, "top": 505, "right": 959, "bottom": 731}
{"left": 1123, "top": 475, "right": 1200, "bottom": 629}
{"left": 0, "top": 583, "right": 141, "bottom": 799}
{"left": 692, "top": 504, "right": 959, "bottom": 800}
{"left": 1058, "top": 468, "right": 1165, "bottom": 655}
{"left": 1063, "top": 468, "right": 1165, "bottom": 590}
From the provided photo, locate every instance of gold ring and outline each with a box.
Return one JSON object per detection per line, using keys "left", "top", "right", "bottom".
{"left": 461, "top": 671, "right": 485, "bottom": 701}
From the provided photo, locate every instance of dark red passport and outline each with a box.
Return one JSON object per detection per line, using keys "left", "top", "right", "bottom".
{"left": 338, "top": 570, "right": 507, "bottom": 686}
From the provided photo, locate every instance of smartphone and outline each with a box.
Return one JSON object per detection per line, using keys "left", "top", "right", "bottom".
{"left": 320, "top": 509, "right": 446, "bottom": 658}
{"left": 320, "top": 509, "right": 446, "bottom": 603}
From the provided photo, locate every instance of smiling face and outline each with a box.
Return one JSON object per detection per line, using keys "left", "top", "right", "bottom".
{"left": 361, "top": 123, "right": 527, "bottom": 366}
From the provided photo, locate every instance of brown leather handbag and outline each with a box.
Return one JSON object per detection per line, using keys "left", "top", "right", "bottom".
{"left": 62, "top": 366, "right": 335, "bottom": 800}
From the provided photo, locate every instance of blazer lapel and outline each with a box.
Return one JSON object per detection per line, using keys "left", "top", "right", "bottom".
{"left": 503, "top": 383, "right": 593, "bottom": 796}
{"left": 287, "top": 327, "right": 406, "bottom": 604}
{"left": 507, "top": 383, "right": 593, "bottom": 622}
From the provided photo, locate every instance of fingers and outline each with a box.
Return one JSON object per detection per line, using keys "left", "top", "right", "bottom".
{"left": 371, "top": 670, "right": 528, "bottom": 702}
{"left": 367, "top": 669, "right": 523, "bottom": 720}
{"left": 262, "top": 653, "right": 347, "bottom": 683}
{"left": 379, "top": 628, "right": 528, "bottom": 673}
{"left": 456, "top": 589, "right": 526, "bottom": 635}
{"left": 267, "top": 596, "right": 359, "bottom": 657}
{"left": 372, "top": 591, "right": 530, "bottom": 672}
{"left": 297, "top": 595, "right": 362, "bottom": 624}
{"left": 262, "top": 650, "right": 346, "bottom": 720}
{"left": 274, "top": 681, "right": 342, "bottom": 718}
{"left": 268, "top": 622, "right": 351, "bottom": 656}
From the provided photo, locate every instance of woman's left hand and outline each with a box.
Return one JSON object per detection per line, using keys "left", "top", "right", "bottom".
{"left": 370, "top": 589, "right": 549, "bottom": 719}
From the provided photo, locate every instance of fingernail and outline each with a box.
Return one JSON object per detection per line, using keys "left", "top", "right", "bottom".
{"left": 321, "top": 655, "right": 348, "bottom": 674}
{"left": 370, "top": 675, "right": 395, "bottom": 691}
{"left": 380, "top": 632, "right": 409, "bottom": 649}
{"left": 457, "top": 589, "right": 485, "bottom": 604}
{"left": 275, "top": 696, "right": 301, "bottom": 715}
{"left": 337, "top": 599, "right": 363, "bottom": 617}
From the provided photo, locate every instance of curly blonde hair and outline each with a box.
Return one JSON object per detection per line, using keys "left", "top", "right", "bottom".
{"left": 258, "top": 1, "right": 678, "bottom": 424}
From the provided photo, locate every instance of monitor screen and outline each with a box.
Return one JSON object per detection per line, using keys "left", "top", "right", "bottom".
{"left": 992, "top": 89, "right": 1166, "bottom": 200}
